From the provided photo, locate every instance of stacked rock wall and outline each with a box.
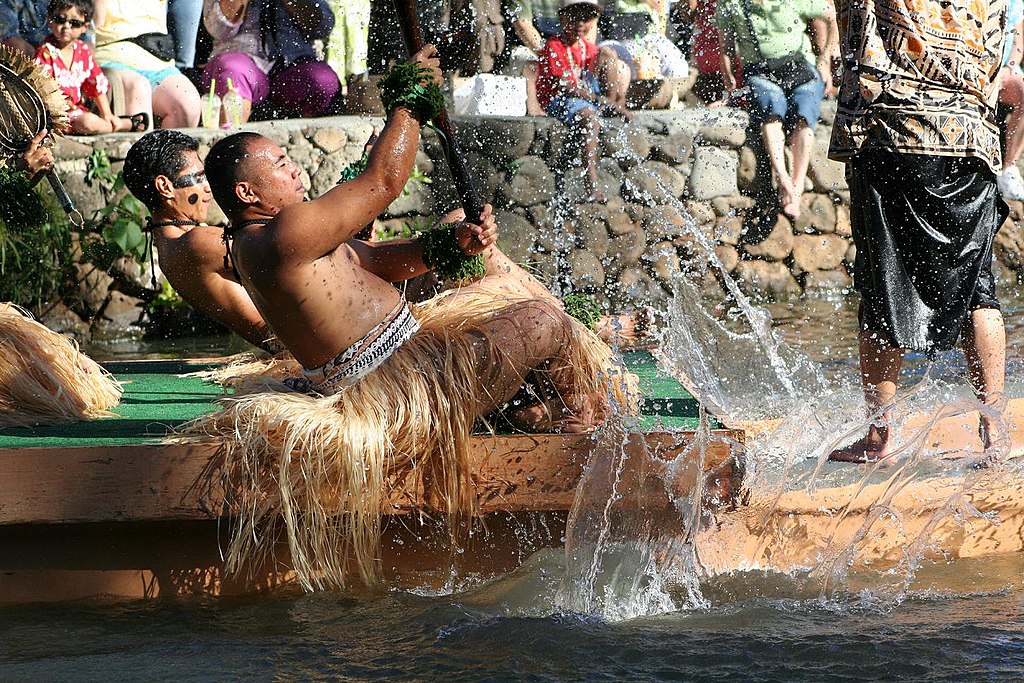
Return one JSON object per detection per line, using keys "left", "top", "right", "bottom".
{"left": 48, "top": 106, "right": 1024, "bottom": 334}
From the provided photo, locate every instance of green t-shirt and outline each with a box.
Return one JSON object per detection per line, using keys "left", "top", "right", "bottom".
{"left": 715, "top": 0, "right": 825, "bottom": 65}
{"left": 510, "top": 0, "right": 564, "bottom": 23}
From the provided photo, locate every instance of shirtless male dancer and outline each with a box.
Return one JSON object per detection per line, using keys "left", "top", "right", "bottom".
{"left": 204, "top": 45, "right": 609, "bottom": 432}
{"left": 123, "top": 130, "right": 277, "bottom": 351}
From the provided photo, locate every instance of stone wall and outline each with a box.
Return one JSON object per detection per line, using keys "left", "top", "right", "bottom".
{"left": 48, "top": 106, "right": 1024, "bottom": 335}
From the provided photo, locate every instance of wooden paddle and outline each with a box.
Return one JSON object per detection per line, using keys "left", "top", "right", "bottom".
{"left": 391, "top": 0, "right": 484, "bottom": 224}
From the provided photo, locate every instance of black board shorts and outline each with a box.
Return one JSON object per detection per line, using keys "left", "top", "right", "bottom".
{"left": 847, "top": 149, "right": 1006, "bottom": 353}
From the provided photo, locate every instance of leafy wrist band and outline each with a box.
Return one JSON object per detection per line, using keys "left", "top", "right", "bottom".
{"left": 377, "top": 61, "right": 444, "bottom": 124}
{"left": 338, "top": 153, "right": 369, "bottom": 183}
{"left": 418, "top": 223, "right": 485, "bottom": 285}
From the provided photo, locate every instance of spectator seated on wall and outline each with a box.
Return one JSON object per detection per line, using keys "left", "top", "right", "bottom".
{"left": 93, "top": 0, "right": 201, "bottom": 128}
{"left": 672, "top": 0, "right": 732, "bottom": 103}
{"left": 34, "top": 0, "right": 148, "bottom": 133}
{"left": 505, "top": 0, "right": 615, "bottom": 115}
{"left": 201, "top": 0, "right": 340, "bottom": 122}
{"left": 599, "top": 0, "right": 688, "bottom": 81}
{"left": 715, "top": 0, "right": 836, "bottom": 219}
{"left": 1, "top": 0, "right": 153, "bottom": 127}
{"left": 538, "top": 0, "right": 631, "bottom": 203}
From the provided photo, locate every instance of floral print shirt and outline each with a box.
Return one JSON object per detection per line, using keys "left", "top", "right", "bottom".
{"left": 829, "top": 0, "right": 1007, "bottom": 173}
{"left": 34, "top": 36, "right": 109, "bottom": 113}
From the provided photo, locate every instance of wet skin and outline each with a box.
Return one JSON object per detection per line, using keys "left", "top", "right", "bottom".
{"left": 146, "top": 150, "right": 273, "bottom": 350}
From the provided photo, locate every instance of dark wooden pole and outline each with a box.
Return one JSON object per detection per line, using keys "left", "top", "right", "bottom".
{"left": 391, "top": 0, "right": 483, "bottom": 223}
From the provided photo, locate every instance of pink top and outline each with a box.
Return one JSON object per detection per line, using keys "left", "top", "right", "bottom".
{"left": 34, "top": 36, "right": 109, "bottom": 114}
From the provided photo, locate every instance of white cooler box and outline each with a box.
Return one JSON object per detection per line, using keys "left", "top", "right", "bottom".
{"left": 453, "top": 74, "right": 527, "bottom": 117}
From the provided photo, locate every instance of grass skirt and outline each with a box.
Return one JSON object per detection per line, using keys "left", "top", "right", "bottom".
{"left": 186, "top": 289, "right": 636, "bottom": 591}
{"left": 0, "top": 303, "right": 122, "bottom": 427}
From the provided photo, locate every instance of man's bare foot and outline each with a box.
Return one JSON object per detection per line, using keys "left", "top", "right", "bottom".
{"left": 828, "top": 424, "right": 889, "bottom": 463}
{"left": 778, "top": 183, "right": 802, "bottom": 219}
{"left": 594, "top": 308, "right": 653, "bottom": 347}
{"left": 505, "top": 390, "right": 599, "bottom": 433}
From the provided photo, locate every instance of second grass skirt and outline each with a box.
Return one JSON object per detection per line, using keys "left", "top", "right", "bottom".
{"left": 0, "top": 303, "right": 122, "bottom": 427}
{"left": 186, "top": 290, "right": 637, "bottom": 591}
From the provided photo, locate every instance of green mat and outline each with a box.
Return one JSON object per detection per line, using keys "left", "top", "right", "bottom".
{"left": 0, "top": 352, "right": 704, "bottom": 449}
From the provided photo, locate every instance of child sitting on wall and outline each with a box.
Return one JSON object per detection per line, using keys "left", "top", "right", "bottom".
{"left": 34, "top": 0, "right": 147, "bottom": 134}
{"left": 536, "top": 0, "right": 632, "bottom": 203}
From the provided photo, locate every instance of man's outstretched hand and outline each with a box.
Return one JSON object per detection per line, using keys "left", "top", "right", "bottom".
{"left": 453, "top": 203, "right": 498, "bottom": 256}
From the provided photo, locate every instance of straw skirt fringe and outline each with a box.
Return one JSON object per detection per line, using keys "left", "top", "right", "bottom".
{"left": 187, "top": 290, "right": 635, "bottom": 591}
{"left": 0, "top": 303, "right": 122, "bottom": 427}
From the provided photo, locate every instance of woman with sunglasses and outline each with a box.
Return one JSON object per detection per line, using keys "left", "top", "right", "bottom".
{"left": 33, "top": 0, "right": 148, "bottom": 133}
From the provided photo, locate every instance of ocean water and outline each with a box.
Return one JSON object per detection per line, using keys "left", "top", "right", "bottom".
{"left": 1, "top": 555, "right": 1022, "bottom": 681}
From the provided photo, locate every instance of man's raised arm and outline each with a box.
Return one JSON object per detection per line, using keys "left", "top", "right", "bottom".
{"left": 280, "top": 45, "right": 443, "bottom": 256}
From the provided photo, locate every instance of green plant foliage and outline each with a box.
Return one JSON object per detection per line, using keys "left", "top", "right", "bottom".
{"left": 0, "top": 182, "right": 74, "bottom": 307}
{"left": 0, "top": 167, "right": 47, "bottom": 227}
{"left": 148, "top": 280, "right": 186, "bottom": 312}
{"left": 80, "top": 151, "right": 150, "bottom": 270}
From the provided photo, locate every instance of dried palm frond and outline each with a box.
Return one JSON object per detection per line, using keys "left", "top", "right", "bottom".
{"left": 0, "top": 303, "right": 123, "bottom": 427}
{"left": 0, "top": 44, "right": 69, "bottom": 168}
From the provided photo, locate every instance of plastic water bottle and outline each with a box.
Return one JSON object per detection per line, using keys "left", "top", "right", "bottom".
{"left": 222, "top": 78, "right": 244, "bottom": 128}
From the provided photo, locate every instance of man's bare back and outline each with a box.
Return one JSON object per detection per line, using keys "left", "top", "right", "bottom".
{"left": 124, "top": 133, "right": 274, "bottom": 351}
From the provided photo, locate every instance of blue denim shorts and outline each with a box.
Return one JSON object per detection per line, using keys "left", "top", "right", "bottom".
{"left": 546, "top": 72, "right": 601, "bottom": 125}
{"left": 746, "top": 70, "right": 824, "bottom": 131}
{"left": 101, "top": 61, "right": 182, "bottom": 87}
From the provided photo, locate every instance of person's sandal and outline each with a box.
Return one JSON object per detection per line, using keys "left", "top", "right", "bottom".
{"left": 120, "top": 112, "right": 149, "bottom": 132}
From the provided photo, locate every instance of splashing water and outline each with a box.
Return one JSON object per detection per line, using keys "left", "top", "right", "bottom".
{"left": 658, "top": 270, "right": 829, "bottom": 422}
{"left": 556, "top": 124, "right": 1024, "bottom": 621}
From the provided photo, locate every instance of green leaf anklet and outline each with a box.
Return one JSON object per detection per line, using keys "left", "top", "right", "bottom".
{"left": 562, "top": 293, "right": 602, "bottom": 331}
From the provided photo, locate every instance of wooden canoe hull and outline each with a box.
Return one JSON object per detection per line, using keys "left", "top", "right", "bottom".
{"left": 0, "top": 429, "right": 742, "bottom": 603}
{"left": 696, "top": 398, "right": 1024, "bottom": 581}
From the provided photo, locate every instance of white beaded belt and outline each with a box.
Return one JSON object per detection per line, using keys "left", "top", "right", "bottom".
{"left": 293, "top": 300, "right": 420, "bottom": 395}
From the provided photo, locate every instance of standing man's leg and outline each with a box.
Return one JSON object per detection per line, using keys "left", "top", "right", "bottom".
{"left": 829, "top": 330, "right": 904, "bottom": 462}
{"left": 168, "top": 0, "right": 203, "bottom": 69}
{"left": 964, "top": 307, "right": 1007, "bottom": 447}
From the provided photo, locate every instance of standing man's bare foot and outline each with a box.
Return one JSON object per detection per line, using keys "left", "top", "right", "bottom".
{"left": 829, "top": 423, "right": 890, "bottom": 463}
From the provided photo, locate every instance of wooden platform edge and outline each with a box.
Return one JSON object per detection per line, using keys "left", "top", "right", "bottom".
{"left": 0, "top": 429, "right": 743, "bottom": 526}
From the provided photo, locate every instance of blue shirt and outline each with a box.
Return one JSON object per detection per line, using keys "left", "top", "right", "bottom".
{"left": 1005, "top": 0, "right": 1023, "bottom": 66}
